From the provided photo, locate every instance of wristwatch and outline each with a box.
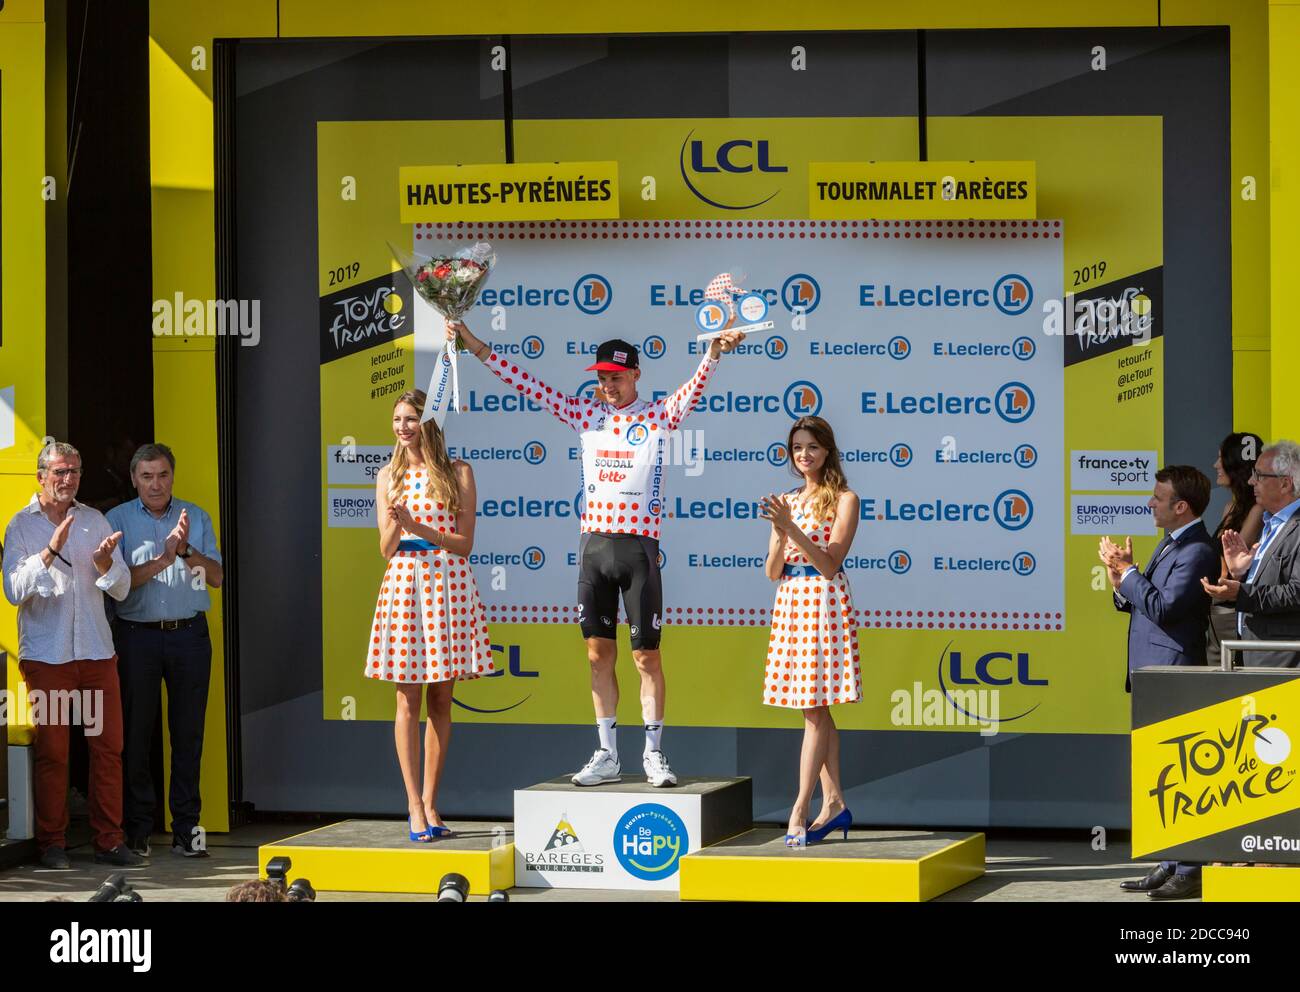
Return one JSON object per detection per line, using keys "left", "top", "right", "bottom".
{"left": 179, "top": 545, "right": 194, "bottom": 559}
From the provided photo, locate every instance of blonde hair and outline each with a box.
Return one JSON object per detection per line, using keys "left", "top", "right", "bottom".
{"left": 787, "top": 416, "right": 849, "bottom": 524}
{"left": 387, "top": 391, "right": 460, "bottom": 514}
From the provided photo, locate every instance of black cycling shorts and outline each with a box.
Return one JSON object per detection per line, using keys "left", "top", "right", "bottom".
{"left": 577, "top": 532, "right": 663, "bottom": 650}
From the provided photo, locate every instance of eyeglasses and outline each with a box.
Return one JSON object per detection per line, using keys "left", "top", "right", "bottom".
{"left": 48, "top": 468, "right": 83, "bottom": 479}
{"left": 1249, "top": 470, "right": 1288, "bottom": 482}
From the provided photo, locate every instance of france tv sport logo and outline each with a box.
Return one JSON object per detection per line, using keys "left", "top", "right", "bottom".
{"left": 1012, "top": 551, "right": 1036, "bottom": 576}
{"left": 523, "top": 546, "right": 546, "bottom": 570}
{"left": 574, "top": 274, "right": 612, "bottom": 315}
{"left": 783, "top": 381, "right": 823, "bottom": 418}
{"left": 627, "top": 423, "right": 650, "bottom": 446}
{"left": 522, "top": 335, "right": 545, "bottom": 359}
{"left": 888, "top": 336, "right": 911, "bottom": 360}
{"left": 889, "top": 550, "right": 912, "bottom": 575}
{"left": 781, "top": 274, "right": 821, "bottom": 314}
{"left": 889, "top": 443, "right": 912, "bottom": 467}
{"left": 524, "top": 441, "right": 546, "bottom": 465}
{"left": 766, "top": 442, "right": 789, "bottom": 467}
{"left": 995, "top": 382, "right": 1035, "bottom": 423}
{"left": 1012, "top": 336, "right": 1036, "bottom": 361}
{"left": 766, "top": 336, "right": 788, "bottom": 360}
{"left": 642, "top": 334, "right": 666, "bottom": 359}
{"left": 993, "top": 274, "right": 1033, "bottom": 316}
{"left": 994, "top": 489, "right": 1033, "bottom": 531}
{"left": 614, "top": 803, "right": 688, "bottom": 881}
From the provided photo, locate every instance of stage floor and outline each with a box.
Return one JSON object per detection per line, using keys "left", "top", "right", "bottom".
{"left": 0, "top": 820, "right": 1214, "bottom": 902}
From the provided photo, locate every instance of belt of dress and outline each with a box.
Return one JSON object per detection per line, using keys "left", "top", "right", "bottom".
{"left": 781, "top": 563, "right": 842, "bottom": 579}
{"left": 397, "top": 539, "right": 449, "bottom": 552}
{"left": 118, "top": 615, "right": 199, "bottom": 631}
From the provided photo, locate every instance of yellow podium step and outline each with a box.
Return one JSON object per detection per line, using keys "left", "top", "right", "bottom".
{"left": 680, "top": 828, "right": 984, "bottom": 902}
{"left": 257, "top": 820, "right": 514, "bottom": 895}
{"left": 1203, "top": 865, "right": 1300, "bottom": 902}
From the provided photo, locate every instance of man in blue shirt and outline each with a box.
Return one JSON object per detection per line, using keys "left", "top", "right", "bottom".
{"left": 106, "top": 443, "right": 223, "bottom": 858}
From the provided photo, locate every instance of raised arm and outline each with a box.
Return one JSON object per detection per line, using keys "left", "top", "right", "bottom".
{"left": 452, "top": 319, "right": 597, "bottom": 430}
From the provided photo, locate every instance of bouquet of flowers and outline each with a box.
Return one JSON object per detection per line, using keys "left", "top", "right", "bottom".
{"left": 388, "top": 241, "right": 497, "bottom": 425}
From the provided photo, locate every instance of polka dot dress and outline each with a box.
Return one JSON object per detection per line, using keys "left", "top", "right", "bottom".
{"left": 365, "top": 466, "right": 494, "bottom": 684}
{"left": 763, "top": 493, "right": 862, "bottom": 708}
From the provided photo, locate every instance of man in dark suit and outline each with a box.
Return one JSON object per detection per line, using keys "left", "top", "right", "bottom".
{"left": 1100, "top": 464, "right": 1220, "bottom": 901}
{"left": 1203, "top": 440, "right": 1300, "bottom": 667}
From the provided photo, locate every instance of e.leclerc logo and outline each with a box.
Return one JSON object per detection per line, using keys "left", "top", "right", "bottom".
{"left": 642, "top": 334, "right": 666, "bottom": 359}
{"left": 766, "top": 336, "right": 788, "bottom": 359}
{"left": 861, "top": 381, "right": 1035, "bottom": 422}
{"left": 783, "top": 381, "right": 823, "bottom": 418}
{"left": 888, "top": 336, "right": 911, "bottom": 360}
{"left": 860, "top": 489, "right": 1033, "bottom": 530}
{"left": 781, "top": 274, "right": 821, "bottom": 314}
{"left": 614, "top": 803, "right": 688, "bottom": 881}
{"left": 889, "top": 550, "right": 912, "bottom": 574}
{"left": 523, "top": 546, "right": 545, "bottom": 570}
{"left": 521, "top": 335, "right": 544, "bottom": 359}
{"left": 766, "top": 442, "right": 789, "bottom": 467}
{"left": 679, "top": 129, "right": 786, "bottom": 210}
{"left": 524, "top": 442, "right": 546, "bottom": 465}
{"left": 627, "top": 423, "right": 650, "bottom": 446}
{"left": 1013, "top": 335, "right": 1036, "bottom": 360}
{"left": 994, "top": 489, "right": 1033, "bottom": 530}
{"left": 859, "top": 273, "right": 1034, "bottom": 315}
{"left": 888, "top": 443, "right": 913, "bottom": 467}
{"left": 573, "top": 275, "right": 612, "bottom": 315}
{"left": 1012, "top": 551, "right": 1036, "bottom": 576}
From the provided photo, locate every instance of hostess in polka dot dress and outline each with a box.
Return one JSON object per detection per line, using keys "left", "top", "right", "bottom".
{"left": 365, "top": 466, "right": 494, "bottom": 684}
{"left": 763, "top": 493, "right": 862, "bottom": 708}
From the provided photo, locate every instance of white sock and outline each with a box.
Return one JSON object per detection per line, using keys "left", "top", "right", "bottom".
{"left": 597, "top": 717, "right": 618, "bottom": 760}
{"left": 644, "top": 721, "right": 664, "bottom": 755}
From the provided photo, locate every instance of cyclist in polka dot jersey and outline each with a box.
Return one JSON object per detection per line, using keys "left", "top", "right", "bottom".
{"left": 367, "top": 389, "right": 494, "bottom": 842}
{"left": 758, "top": 416, "right": 862, "bottom": 848}
{"left": 452, "top": 318, "right": 745, "bottom": 788}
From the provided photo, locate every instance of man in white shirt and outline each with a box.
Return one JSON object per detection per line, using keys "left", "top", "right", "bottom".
{"left": 2, "top": 442, "right": 143, "bottom": 869}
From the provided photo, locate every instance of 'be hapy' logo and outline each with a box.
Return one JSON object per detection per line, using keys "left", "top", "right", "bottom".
{"left": 614, "top": 803, "right": 688, "bottom": 881}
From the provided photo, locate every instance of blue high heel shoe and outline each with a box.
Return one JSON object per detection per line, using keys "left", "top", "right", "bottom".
{"left": 408, "top": 816, "right": 433, "bottom": 843}
{"left": 805, "top": 808, "right": 852, "bottom": 844}
{"left": 784, "top": 825, "right": 807, "bottom": 848}
{"left": 426, "top": 824, "right": 453, "bottom": 839}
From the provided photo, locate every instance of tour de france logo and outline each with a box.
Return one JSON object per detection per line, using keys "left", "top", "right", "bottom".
{"left": 613, "top": 804, "right": 688, "bottom": 881}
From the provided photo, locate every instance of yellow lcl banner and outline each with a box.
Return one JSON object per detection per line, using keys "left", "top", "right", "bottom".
{"left": 1131, "top": 680, "right": 1300, "bottom": 856}
{"left": 809, "top": 161, "right": 1036, "bottom": 219}
{"left": 398, "top": 161, "right": 620, "bottom": 222}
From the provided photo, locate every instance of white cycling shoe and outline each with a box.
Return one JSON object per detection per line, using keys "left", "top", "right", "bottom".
{"left": 571, "top": 748, "right": 622, "bottom": 786}
{"left": 643, "top": 749, "right": 678, "bottom": 787}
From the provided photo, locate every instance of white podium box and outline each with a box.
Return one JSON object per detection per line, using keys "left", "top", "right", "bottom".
{"left": 514, "top": 776, "right": 751, "bottom": 892}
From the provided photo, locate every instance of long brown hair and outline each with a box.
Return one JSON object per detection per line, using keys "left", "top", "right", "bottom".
{"left": 387, "top": 390, "right": 459, "bottom": 514}
{"left": 786, "top": 416, "right": 849, "bottom": 524}
{"left": 1217, "top": 431, "right": 1263, "bottom": 536}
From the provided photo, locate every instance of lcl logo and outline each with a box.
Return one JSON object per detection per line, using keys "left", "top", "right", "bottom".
{"left": 680, "top": 130, "right": 787, "bottom": 210}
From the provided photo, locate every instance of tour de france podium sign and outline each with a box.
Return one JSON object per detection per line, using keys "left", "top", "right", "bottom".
{"left": 1131, "top": 667, "right": 1300, "bottom": 864}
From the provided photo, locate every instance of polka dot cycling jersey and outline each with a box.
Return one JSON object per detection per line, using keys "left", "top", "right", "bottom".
{"left": 483, "top": 350, "right": 720, "bottom": 539}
